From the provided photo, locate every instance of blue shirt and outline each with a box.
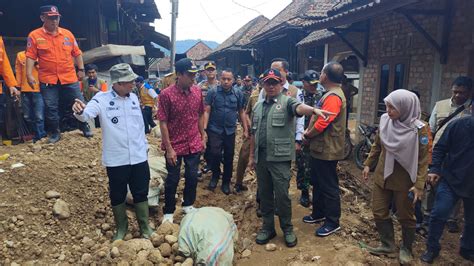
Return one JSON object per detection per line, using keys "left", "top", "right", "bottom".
{"left": 205, "top": 86, "right": 245, "bottom": 135}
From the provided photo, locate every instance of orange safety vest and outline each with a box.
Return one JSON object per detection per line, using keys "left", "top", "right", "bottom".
{"left": 15, "top": 51, "right": 40, "bottom": 92}
{"left": 0, "top": 36, "right": 18, "bottom": 94}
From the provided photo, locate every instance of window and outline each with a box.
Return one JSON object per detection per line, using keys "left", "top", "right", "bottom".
{"left": 376, "top": 58, "right": 409, "bottom": 117}
{"left": 377, "top": 64, "right": 390, "bottom": 117}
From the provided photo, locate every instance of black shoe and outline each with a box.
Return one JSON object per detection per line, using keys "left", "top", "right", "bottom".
{"left": 81, "top": 123, "right": 93, "bottom": 138}
{"left": 299, "top": 189, "right": 310, "bottom": 208}
{"left": 234, "top": 183, "right": 248, "bottom": 193}
{"left": 208, "top": 178, "right": 218, "bottom": 191}
{"left": 447, "top": 221, "right": 460, "bottom": 233}
{"left": 197, "top": 170, "right": 203, "bottom": 182}
{"left": 221, "top": 183, "right": 230, "bottom": 195}
{"left": 256, "top": 203, "right": 262, "bottom": 218}
{"left": 460, "top": 248, "right": 474, "bottom": 262}
{"left": 421, "top": 250, "right": 439, "bottom": 264}
{"left": 302, "top": 214, "right": 325, "bottom": 224}
{"left": 202, "top": 165, "right": 210, "bottom": 174}
{"left": 48, "top": 133, "right": 61, "bottom": 144}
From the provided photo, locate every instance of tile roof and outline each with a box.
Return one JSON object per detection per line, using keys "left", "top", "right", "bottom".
{"left": 302, "top": 0, "right": 417, "bottom": 28}
{"left": 297, "top": 29, "right": 335, "bottom": 46}
{"left": 185, "top": 41, "right": 213, "bottom": 61}
{"left": 213, "top": 15, "right": 270, "bottom": 54}
{"left": 251, "top": 0, "right": 334, "bottom": 42}
{"left": 305, "top": 0, "right": 342, "bottom": 18}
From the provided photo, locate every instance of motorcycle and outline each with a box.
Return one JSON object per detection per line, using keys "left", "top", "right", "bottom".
{"left": 354, "top": 123, "right": 378, "bottom": 169}
{"left": 343, "top": 129, "right": 353, "bottom": 160}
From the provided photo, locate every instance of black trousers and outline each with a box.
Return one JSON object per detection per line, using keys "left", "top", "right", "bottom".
{"left": 106, "top": 161, "right": 150, "bottom": 206}
{"left": 310, "top": 157, "right": 341, "bottom": 226}
{"left": 142, "top": 106, "right": 156, "bottom": 134}
{"left": 208, "top": 130, "right": 236, "bottom": 183}
{"left": 163, "top": 153, "right": 200, "bottom": 214}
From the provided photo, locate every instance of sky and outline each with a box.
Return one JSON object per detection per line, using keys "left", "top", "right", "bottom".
{"left": 153, "top": 0, "right": 292, "bottom": 43}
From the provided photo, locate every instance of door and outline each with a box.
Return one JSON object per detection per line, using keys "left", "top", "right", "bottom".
{"left": 376, "top": 58, "right": 410, "bottom": 118}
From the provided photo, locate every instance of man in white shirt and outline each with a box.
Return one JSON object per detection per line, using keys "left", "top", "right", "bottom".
{"left": 72, "top": 63, "right": 154, "bottom": 241}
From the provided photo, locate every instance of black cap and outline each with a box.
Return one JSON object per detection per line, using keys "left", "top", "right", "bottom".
{"left": 303, "top": 70, "right": 320, "bottom": 85}
{"left": 40, "top": 5, "right": 61, "bottom": 16}
{"left": 175, "top": 58, "right": 198, "bottom": 74}
{"left": 261, "top": 68, "right": 282, "bottom": 83}
{"left": 204, "top": 62, "right": 216, "bottom": 70}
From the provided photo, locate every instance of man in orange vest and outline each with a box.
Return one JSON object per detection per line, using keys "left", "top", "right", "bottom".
{"left": 0, "top": 18, "right": 19, "bottom": 141}
{"left": 26, "top": 5, "right": 92, "bottom": 143}
{"left": 15, "top": 51, "right": 46, "bottom": 142}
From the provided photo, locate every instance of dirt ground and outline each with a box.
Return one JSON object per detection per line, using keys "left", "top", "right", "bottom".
{"left": 0, "top": 127, "right": 470, "bottom": 265}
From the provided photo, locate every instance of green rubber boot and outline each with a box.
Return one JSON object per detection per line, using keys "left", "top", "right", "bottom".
{"left": 112, "top": 202, "right": 129, "bottom": 241}
{"left": 135, "top": 201, "right": 154, "bottom": 239}
{"left": 399, "top": 227, "right": 415, "bottom": 265}
{"left": 366, "top": 220, "right": 396, "bottom": 256}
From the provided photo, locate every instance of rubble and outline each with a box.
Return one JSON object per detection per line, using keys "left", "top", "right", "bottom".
{"left": 0, "top": 130, "right": 463, "bottom": 265}
{"left": 52, "top": 199, "right": 70, "bottom": 219}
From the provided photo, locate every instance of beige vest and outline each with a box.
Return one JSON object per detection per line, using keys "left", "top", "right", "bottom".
{"left": 432, "top": 98, "right": 472, "bottom": 144}
{"left": 309, "top": 87, "right": 347, "bottom": 161}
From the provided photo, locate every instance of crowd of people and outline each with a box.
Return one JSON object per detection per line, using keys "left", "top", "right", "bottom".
{"left": 1, "top": 5, "right": 473, "bottom": 265}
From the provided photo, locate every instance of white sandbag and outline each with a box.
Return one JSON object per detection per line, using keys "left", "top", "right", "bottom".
{"left": 178, "top": 207, "right": 238, "bottom": 266}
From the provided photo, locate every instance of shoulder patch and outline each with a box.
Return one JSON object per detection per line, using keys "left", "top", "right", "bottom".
{"left": 414, "top": 120, "right": 426, "bottom": 129}
{"left": 420, "top": 135, "right": 429, "bottom": 145}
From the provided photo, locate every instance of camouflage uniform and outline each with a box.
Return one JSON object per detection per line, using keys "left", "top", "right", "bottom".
{"left": 161, "top": 72, "right": 176, "bottom": 90}
{"left": 198, "top": 79, "right": 219, "bottom": 169}
{"left": 198, "top": 80, "right": 219, "bottom": 98}
{"left": 296, "top": 89, "right": 323, "bottom": 191}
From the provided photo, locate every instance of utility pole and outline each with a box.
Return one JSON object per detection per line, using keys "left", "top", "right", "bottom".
{"left": 170, "top": 0, "right": 179, "bottom": 72}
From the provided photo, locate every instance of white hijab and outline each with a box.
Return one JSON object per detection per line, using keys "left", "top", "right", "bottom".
{"left": 379, "top": 89, "right": 424, "bottom": 183}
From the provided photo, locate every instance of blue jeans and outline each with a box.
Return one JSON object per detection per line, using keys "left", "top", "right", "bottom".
{"left": 427, "top": 179, "right": 474, "bottom": 252}
{"left": 21, "top": 92, "right": 46, "bottom": 140}
{"left": 41, "top": 82, "right": 85, "bottom": 134}
{"left": 163, "top": 153, "right": 200, "bottom": 214}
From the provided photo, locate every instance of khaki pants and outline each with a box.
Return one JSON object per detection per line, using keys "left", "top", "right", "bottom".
{"left": 235, "top": 137, "right": 251, "bottom": 184}
{"left": 372, "top": 183, "right": 416, "bottom": 228}
{"left": 256, "top": 149, "right": 293, "bottom": 232}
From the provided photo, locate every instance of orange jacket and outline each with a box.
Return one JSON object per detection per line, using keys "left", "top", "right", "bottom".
{"left": 0, "top": 36, "right": 18, "bottom": 94}
{"left": 15, "top": 51, "right": 40, "bottom": 92}
{"left": 26, "top": 27, "right": 82, "bottom": 85}
{"left": 314, "top": 95, "right": 342, "bottom": 132}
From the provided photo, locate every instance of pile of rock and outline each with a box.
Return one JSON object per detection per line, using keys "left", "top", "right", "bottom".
{"left": 79, "top": 222, "right": 192, "bottom": 265}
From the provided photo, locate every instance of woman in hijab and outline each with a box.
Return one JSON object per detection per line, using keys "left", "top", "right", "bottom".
{"left": 362, "top": 89, "right": 430, "bottom": 264}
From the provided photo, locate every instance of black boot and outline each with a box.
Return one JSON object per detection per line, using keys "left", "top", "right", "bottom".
{"left": 221, "top": 180, "right": 230, "bottom": 195}
{"left": 299, "top": 189, "right": 310, "bottom": 208}
{"left": 366, "top": 220, "right": 396, "bottom": 256}
{"left": 421, "top": 249, "right": 439, "bottom": 264}
{"left": 399, "top": 227, "right": 416, "bottom": 264}
{"left": 208, "top": 176, "right": 218, "bottom": 191}
{"left": 81, "top": 122, "right": 93, "bottom": 138}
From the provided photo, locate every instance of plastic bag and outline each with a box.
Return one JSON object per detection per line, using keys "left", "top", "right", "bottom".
{"left": 178, "top": 207, "right": 238, "bottom": 266}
